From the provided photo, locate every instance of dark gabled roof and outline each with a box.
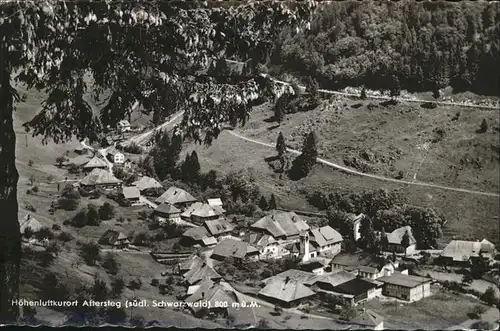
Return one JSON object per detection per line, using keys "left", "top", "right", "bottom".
{"left": 155, "top": 186, "right": 197, "bottom": 205}
{"left": 251, "top": 211, "right": 309, "bottom": 238}
{"left": 83, "top": 156, "right": 108, "bottom": 169}
{"left": 155, "top": 203, "right": 181, "bottom": 215}
{"left": 244, "top": 233, "right": 277, "bottom": 248}
{"left": 212, "top": 238, "right": 259, "bottom": 259}
{"left": 378, "top": 273, "right": 432, "bottom": 288}
{"left": 350, "top": 309, "right": 384, "bottom": 327}
{"left": 183, "top": 226, "right": 211, "bottom": 241}
{"left": 182, "top": 262, "right": 221, "bottom": 285}
{"left": 310, "top": 270, "right": 357, "bottom": 288}
{"left": 331, "top": 252, "right": 390, "bottom": 273}
{"left": 333, "top": 278, "right": 379, "bottom": 296}
{"left": 19, "top": 214, "right": 43, "bottom": 234}
{"left": 261, "top": 269, "right": 317, "bottom": 286}
{"left": 258, "top": 277, "right": 316, "bottom": 303}
{"left": 204, "top": 218, "right": 234, "bottom": 236}
{"left": 441, "top": 240, "right": 481, "bottom": 262}
{"left": 99, "top": 230, "right": 120, "bottom": 245}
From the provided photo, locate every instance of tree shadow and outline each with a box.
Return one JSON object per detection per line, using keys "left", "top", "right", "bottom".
{"left": 263, "top": 116, "right": 276, "bottom": 123}
{"left": 351, "top": 103, "right": 363, "bottom": 109}
{"left": 420, "top": 102, "right": 437, "bottom": 109}
{"left": 267, "top": 124, "right": 280, "bottom": 131}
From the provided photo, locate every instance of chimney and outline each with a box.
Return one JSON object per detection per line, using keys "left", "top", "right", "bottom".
{"left": 27, "top": 214, "right": 31, "bottom": 220}
{"left": 201, "top": 292, "right": 205, "bottom": 298}
{"left": 285, "top": 276, "right": 290, "bottom": 283}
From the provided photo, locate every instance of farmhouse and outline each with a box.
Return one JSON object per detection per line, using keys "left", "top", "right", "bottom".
{"left": 330, "top": 252, "right": 397, "bottom": 279}
{"left": 331, "top": 278, "right": 383, "bottom": 305}
{"left": 153, "top": 203, "right": 181, "bottom": 225}
{"left": 378, "top": 273, "right": 432, "bottom": 302}
{"left": 107, "top": 148, "right": 125, "bottom": 165}
{"left": 181, "top": 202, "right": 224, "bottom": 224}
{"left": 177, "top": 255, "right": 204, "bottom": 275}
{"left": 118, "top": 119, "right": 131, "bottom": 132}
{"left": 348, "top": 309, "right": 385, "bottom": 330}
{"left": 258, "top": 276, "right": 316, "bottom": 308}
{"left": 80, "top": 168, "right": 122, "bottom": 189}
{"left": 19, "top": 214, "right": 42, "bottom": 234}
{"left": 121, "top": 186, "right": 141, "bottom": 205}
{"left": 204, "top": 218, "right": 234, "bottom": 238}
{"left": 308, "top": 270, "right": 357, "bottom": 292}
{"left": 211, "top": 238, "right": 260, "bottom": 261}
{"left": 310, "top": 225, "right": 343, "bottom": 256}
{"left": 74, "top": 146, "right": 90, "bottom": 155}
{"left": 182, "top": 259, "right": 222, "bottom": 285}
{"left": 132, "top": 176, "right": 163, "bottom": 192}
{"left": 66, "top": 155, "right": 93, "bottom": 168}
{"left": 184, "top": 279, "right": 238, "bottom": 317}
{"left": 155, "top": 186, "right": 197, "bottom": 209}
{"left": 243, "top": 233, "right": 282, "bottom": 260}
{"left": 182, "top": 226, "right": 217, "bottom": 247}
{"left": 207, "top": 198, "right": 225, "bottom": 214}
{"left": 99, "top": 230, "right": 130, "bottom": 248}
{"left": 384, "top": 226, "right": 417, "bottom": 255}
{"left": 82, "top": 156, "right": 108, "bottom": 172}
{"left": 439, "top": 240, "right": 482, "bottom": 266}
{"left": 251, "top": 211, "right": 310, "bottom": 241}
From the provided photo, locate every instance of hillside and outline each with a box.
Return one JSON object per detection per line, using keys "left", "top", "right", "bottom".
{"left": 182, "top": 100, "right": 500, "bottom": 245}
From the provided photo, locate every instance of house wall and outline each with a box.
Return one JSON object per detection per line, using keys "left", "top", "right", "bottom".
{"left": 317, "top": 242, "right": 342, "bottom": 255}
{"left": 386, "top": 243, "right": 417, "bottom": 255}
{"left": 114, "top": 154, "right": 125, "bottom": 164}
{"left": 375, "top": 322, "right": 384, "bottom": 331}
{"left": 382, "top": 282, "right": 430, "bottom": 301}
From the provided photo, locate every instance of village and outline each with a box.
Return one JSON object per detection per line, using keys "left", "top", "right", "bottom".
{"left": 17, "top": 116, "right": 500, "bottom": 330}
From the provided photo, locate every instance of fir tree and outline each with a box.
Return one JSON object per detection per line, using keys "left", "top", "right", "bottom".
{"left": 401, "top": 230, "right": 411, "bottom": 256}
{"left": 276, "top": 132, "right": 286, "bottom": 158}
{"left": 289, "top": 131, "right": 318, "bottom": 179}
{"left": 258, "top": 196, "right": 269, "bottom": 211}
{"left": 268, "top": 194, "right": 277, "bottom": 210}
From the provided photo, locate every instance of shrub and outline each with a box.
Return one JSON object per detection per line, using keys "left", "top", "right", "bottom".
{"left": 28, "top": 160, "right": 34, "bottom": 167}
{"left": 478, "top": 119, "right": 488, "bottom": 133}
{"left": 102, "top": 253, "right": 119, "bottom": 275}
{"left": 99, "top": 202, "right": 115, "bottom": 220}
{"left": 51, "top": 224, "right": 61, "bottom": 231}
{"left": 111, "top": 278, "right": 125, "bottom": 298}
{"left": 57, "top": 198, "right": 79, "bottom": 211}
{"left": 339, "top": 307, "right": 357, "bottom": 321}
{"left": 32, "top": 186, "right": 39, "bottom": 193}
{"left": 58, "top": 231, "right": 74, "bottom": 242}
{"left": 480, "top": 287, "right": 498, "bottom": 306}
{"left": 79, "top": 242, "right": 101, "bottom": 266}
{"left": 123, "top": 143, "right": 143, "bottom": 154}
{"left": 151, "top": 279, "right": 159, "bottom": 287}
{"left": 34, "top": 227, "right": 54, "bottom": 241}
{"left": 127, "top": 278, "right": 142, "bottom": 291}
{"left": 87, "top": 204, "right": 101, "bottom": 226}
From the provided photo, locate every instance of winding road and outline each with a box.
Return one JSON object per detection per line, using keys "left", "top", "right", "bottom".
{"left": 227, "top": 130, "right": 500, "bottom": 198}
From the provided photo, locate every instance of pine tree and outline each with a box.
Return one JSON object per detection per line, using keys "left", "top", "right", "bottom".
{"left": 274, "top": 101, "right": 285, "bottom": 124}
{"left": 268, "top": 194, "right": 277, "bottom": 210}
{"left": 380, "top": 227, "right": 389, "bottom": 251}
{"left": 358, "top": 217, "right": 376, "bottom": 250}
{"left": 401, "top": 230, "right": 411, "bottom": 256}
{"left": 289, "top": 131, "right": 318, "bottom": 180}
{"left": 190, "top": 151, "right": 201, "bottom": 175}
{"left": 276, "top": 132, "right": 286, "bottom": 157}
{"left": 258, "top": 196, "right": 269, "bottom": 211}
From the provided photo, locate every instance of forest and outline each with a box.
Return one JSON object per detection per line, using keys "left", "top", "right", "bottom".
{"left": 271, "top": 1, "right": 500, "bottom": 96}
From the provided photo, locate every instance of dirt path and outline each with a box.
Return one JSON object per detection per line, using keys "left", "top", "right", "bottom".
{"left": 227, "top": 130, "right": 500, "bottom": 198}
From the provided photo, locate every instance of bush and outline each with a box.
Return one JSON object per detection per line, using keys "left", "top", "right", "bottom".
{"left": 79, "top": 242, "right": 101, "bottom": 266}
{"left": 123, "top": 142, "right": 143, "bottom": 154}
{"left": 151, "top": 279, "right": 159, "bottom": 287}
{"left": 57, "top": 198, "right": 79, "bottom": 211}
{"left": 34, "top": 227, "right": 54, "bottom": 241}
{"left": 51, "top": 224, "right": 61, "bottom": 231}
{"left": 480, "top": 287, "right": 498, "bottom": 306}
{"left": 28, "top": 160, "right": 34, "bottom": 167}
{"left": 32, "top": 186, "right": 39, "bottom": 193}
{"left": 58, "top": 231, "right": 74, "bottom": 242}
{"left": 111, "top": 278, "right": 125, "bottom": 298}
{"left": 87, "top": 204, "right": 101, "bottom": 226}
{"left": 127, "top": 278, "right": 142, "bottom": 291}
{"left": 99, "top": 202, "right": 115, "bottom": 220}
{"left": 339, "top": 307, "right": 357, "bottom": 321}
{"left": 102, "top": 253, "right": 119, "bottom": 275}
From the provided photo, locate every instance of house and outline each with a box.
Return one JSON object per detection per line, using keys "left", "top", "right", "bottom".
{"left": 155, "top": 186, "right": 197, "bottom": 209}
{"left": 308, "top": 270, "right": 357, "bottom": 292}
{"left": 184, "top": 279, "right": 238, "bottom": 317}
{"left": 99, "top": 230, "right": 130, "bottom": 248}
{"left": 330, "top": 277, "right": 383, "bottom": 305}
{"left": 211, "top": 238, "right": 260, "bottom": 261}
{"left": 154, "top": 203, "right": 181, "bottom": 225}
{"left": 177, "top": 255, "right": 204, "bottom": 275}
{"left": 106, "top": 146, "right": 125, "bottom": 164}
{"left": 80, "top": 168, "right": 122, "bottom": 189}
{"left": 310, "top": 225, "right": 343, "bottom": 256}
{"left": 182, "top": 226, "right": 217, "bottom": 247}
{"left": 204, "top": 218, "right": 234, "bottom": 238}
{"left": 258, "top": 276, "right": 316, "bottom": 308}
{"left": 227, "top": 301, "right": 258, "bottom": 329}
{"left": 207, "top": 198, "right": 225, "bottom": 214}
{"left": 440, "top": 240, "right": 482, "bottom": 266}
{"left": 82, "top": 156, "right": 108, "bottom": 172}
{"left": 299, "top": 256, "right": 333, "bottom": 275}
{"left": 19, "top": 214, "right": 42, "bottom": 234}
{"left": 261, "top": 269, "right": 319, "bottom": 287}
{"left": 182, "top": 260, "right": 222, "bottom": 285}
{"left": 378, "top": 273, "right": 432, "bottom": 302}
{"left": 118, "top": 119, "right": 131, "bottom": 132}
{"left": 480, "top": 239, "right": 496, "bottom": 260}
{"left": 132, "top": 176, "right": 163, "bottom": 192}
{"left": 348, "top": 309, "right": 384, "bottom": 330}
{"left": 122, "top": 186, "right": 141, "bottom": 205}
{"left": 244, "top": 233, "right": 283, "bottom": 260}
{"left": 181, "top": 202, "right": 223, "bottom": 224}
{"left": 330, "top": 252, "right": 397, "bottom": 279}
{"left": 251, "top": 211, "right": 310, "bottom": 241}
{"left": 384, "top": 225, "right": 417, "bottom": 255}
